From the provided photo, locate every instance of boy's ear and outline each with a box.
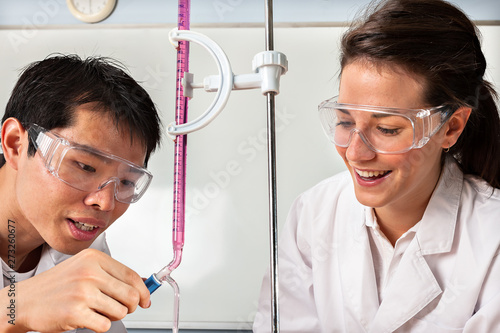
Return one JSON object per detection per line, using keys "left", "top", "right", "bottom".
{"left": 442, "top": 106, "right": 472, "bottom": 149}
{"left": 1, "top": 118, "right": 27, "bottom": 171}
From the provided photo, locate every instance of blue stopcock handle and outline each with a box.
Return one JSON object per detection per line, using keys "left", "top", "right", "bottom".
{"left": 145, "top": 274, "right": 161, "bottom": 294}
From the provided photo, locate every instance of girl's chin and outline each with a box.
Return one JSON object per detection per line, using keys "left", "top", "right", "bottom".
{"left": 353, "top": 192, "right": 389, "bottom": 208}
{"left": 352, "top": 178, "right": 395, "bottom": 208}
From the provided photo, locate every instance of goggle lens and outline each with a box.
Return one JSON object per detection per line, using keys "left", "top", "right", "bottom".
{"left": 320, "top": 106, "right": 416, "bottom": 153}
{"left": 28, "top": 124, "right": 152, "bottom": 204}
{"left": 319, "top": 97, "right": 451, "bottom": 154}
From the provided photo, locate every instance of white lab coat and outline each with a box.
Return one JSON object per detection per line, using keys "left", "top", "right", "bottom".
{"left": 253, "top": 158, "right": 500, "bottom": 332}
{"left": 0, "top": 233, "right": 127, "bottom": 333}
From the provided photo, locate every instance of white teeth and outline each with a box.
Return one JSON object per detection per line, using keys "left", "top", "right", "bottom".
{"left": 356, "top": 169, "right": 388, "bottom": 178}
{"left": 73, "top": 221, "right": 97, "bottom": 232}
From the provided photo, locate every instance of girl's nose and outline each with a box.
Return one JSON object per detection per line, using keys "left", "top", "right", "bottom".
{"left": 345, "top": 130, "right": 377, "bottom": 161}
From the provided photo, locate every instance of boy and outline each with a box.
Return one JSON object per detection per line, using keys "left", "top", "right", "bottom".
{"left": 0, "top": 54, "right": 162, "bottom": 332}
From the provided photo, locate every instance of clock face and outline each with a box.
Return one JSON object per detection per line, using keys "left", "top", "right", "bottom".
{"left": 67, "top": 0, "right": 116, "bottom": 23}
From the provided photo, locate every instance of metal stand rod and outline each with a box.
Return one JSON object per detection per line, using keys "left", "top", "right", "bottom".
{"left": 265, "top": 0, "right": 280, "bottom": 332}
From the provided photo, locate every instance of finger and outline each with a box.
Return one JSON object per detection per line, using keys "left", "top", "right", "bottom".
{"left": 97, "top": 273, "right": 143, "bottom": 314}
{"left": 90, "top": 289, "right": 129, "bottom": 321}
{"left": 53, "top": 277, "right": 127, "bottom": 327}
{"left": 97, "top": 256, "right": 151, "bottom": 308}
{"left": 49, "top": 304, "right": 112, "bottom": 333}
{"left": 82, "top": 249, "right": 151, "bottom": 309}
{"left": 77, "top": 308, "right": 112, "bottom": 333}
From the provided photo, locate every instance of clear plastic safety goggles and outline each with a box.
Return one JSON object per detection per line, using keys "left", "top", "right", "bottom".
{"left": 318, "top": 97, "right": 453, "bottom": 154}
{"left": 27, "top": 124, "right": 152, "bottom": 204}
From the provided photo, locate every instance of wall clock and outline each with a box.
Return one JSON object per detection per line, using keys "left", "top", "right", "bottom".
{"left": 66, "top": 0, "right": 117, "bottom": 23}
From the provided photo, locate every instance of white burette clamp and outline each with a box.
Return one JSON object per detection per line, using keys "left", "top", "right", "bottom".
{"left": 167, "top": 28, "right": 288, "bottom": 139}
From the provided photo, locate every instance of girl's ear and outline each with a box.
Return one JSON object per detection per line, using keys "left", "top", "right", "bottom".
{"left": 1, "top": 118, "right": 27, "bottom": 171}
{"left": 442, "top": 107, "right": 472, "bottom": 149}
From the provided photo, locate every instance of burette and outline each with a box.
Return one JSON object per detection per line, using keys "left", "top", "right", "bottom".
{"left": 144, "top": 1, "right": 190, "bottom": 331}
{"left": 144, "top": 1, "right": 287, "bottom": 332}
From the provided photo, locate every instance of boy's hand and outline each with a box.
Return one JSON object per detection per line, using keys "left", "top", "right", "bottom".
{"left": 10, "top": 248, "right": 150, "bottom": 333}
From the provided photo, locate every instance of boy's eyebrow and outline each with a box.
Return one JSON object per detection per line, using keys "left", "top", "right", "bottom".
{"left": 74, "top": 144, "right": 145, "bottom": 173}
{"left": 76, "top": 146, "right": 113, "bottom": 164}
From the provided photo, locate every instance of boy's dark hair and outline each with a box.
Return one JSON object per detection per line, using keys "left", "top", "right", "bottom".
{"left": 1, "top": 54, "right": 162, "bottom": 167}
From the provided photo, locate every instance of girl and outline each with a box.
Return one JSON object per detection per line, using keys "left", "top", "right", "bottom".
{"left": 254, "top": 0, "right": 500, "bottom": 331}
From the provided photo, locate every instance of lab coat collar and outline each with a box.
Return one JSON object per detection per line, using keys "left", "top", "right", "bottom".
{"left": 339, "top": 207, "right": 441, "bottom": 333}
{"left": 0, "top": 245, "right": 54, "bottom": 290}
{"left": 415, "top": 156, "right": 463, "bottom": 255}
{"left": 34, "top": 244, "right": 72, "bottom": 275}
{"left": 340, "top": 157, "right": 463, "bottom": 333}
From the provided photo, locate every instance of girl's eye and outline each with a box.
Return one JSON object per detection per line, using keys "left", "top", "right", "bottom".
{"left": 377, "top": 126, "right": 401, "bottom": 135}
{"left": 337, "top": 121, "right": 355, "bottom": 128}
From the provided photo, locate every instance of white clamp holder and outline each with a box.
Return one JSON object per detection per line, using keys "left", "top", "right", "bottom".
{"left": 190, "top": 51, "right": 288, "bottom": 95}
{"left": 167, "top": 28, "right": 288, "bottom": 138}
{"left": 252, "top": 50, "right": 288, "bottom": 94}
{"left": 167, "top": 29, "right": 234, "bottom": 138}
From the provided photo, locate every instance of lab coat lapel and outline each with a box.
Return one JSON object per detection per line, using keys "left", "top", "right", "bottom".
{"left": 369, "top": 157, "right": 462, "bottom": 333}
{"left": 337, "top": 206, "right": 379, "bottom": 331}
{"left": 34, "top": 244, "right": 61, "bottom": 275}
{"left": 369, "top": 240, "right": 442, "bottom": 333}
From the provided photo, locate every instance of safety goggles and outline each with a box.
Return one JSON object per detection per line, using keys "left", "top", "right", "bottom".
{"left": 318, "top": 97, "right": 453, "bottom": 154}
{"left": 27, "top": 124, "right": 152, "bottom": 204}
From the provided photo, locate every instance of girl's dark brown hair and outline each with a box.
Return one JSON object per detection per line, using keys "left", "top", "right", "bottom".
{"left": 341, "top": 0, "right": 500, "bottom": 188}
